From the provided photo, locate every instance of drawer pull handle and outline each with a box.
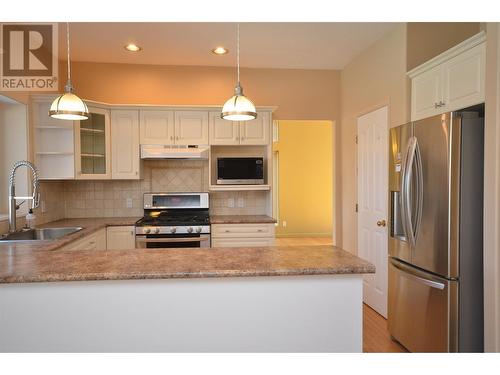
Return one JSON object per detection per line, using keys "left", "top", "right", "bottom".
{"left": 225, "top": 230, "right": 230, "bottom": 233}
{"left": 257, "top": 229, "right": 263, "bottom": 232}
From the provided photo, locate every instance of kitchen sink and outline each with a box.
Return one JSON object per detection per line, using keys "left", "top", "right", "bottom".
{"left": 0, "top": 227, "right": 83, "bottom": 243}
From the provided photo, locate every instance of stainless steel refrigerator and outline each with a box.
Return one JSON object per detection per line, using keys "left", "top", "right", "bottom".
{"left": 388, "top": 107, "right": 484, "bottom": 352}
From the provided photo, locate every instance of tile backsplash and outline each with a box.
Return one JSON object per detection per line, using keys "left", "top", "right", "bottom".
{"left": 61, "top": 160, "right": 269, "bottom": 219}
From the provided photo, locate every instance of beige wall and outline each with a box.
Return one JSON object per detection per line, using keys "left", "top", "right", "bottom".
{"left": 0, "top": 102, "right": 28, "bottom": 214}
{"left": 407, "top": 22, "right": 481, "bottom": 71}
{"left": 484, "top": 22, "right": 500, "bottom": 352}
{"left": 339, "top": 24, "right": 410, "bottom": 253}
{"left": 61, "top": 61, "right": 341, "bottom": 122}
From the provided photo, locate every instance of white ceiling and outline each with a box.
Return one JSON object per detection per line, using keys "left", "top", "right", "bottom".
{"left": 62, "top": 23, "right": 399, "bottom": 70}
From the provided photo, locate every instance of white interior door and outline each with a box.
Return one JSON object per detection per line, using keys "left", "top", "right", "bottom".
{"left": 357, "top": 106, "right": 389, "bottom": 318}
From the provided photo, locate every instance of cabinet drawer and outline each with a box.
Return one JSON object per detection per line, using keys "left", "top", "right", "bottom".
{"left": 211, "top": 237, "right": 275, "bottom": 248}
{"left": 211, "top": 223, "right": 275, "bottom": 238}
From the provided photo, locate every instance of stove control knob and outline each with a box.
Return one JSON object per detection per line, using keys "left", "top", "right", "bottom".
{"left": 154, "top": 228, "right": 160, "bottom": 234}
{"left": 170, "top": 227, "right": 177, "bottom": 234}
{"left": 144, "top": 228, "right": 151, "bottom": 234}
{"left": 187, "top": 227, "right": 193, "bottom": 233}
{"left": 196, "top": 227, "right": 202, "bottom": 233}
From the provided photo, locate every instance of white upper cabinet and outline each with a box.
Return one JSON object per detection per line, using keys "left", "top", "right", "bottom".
{"left": 209, "top": 111, "right": 240, "bottom": 145}
{"left": 411, "top": 65, "right": 443, "bottom": 121}
{"left": 139, "top": 110, "right": 174, "bottom": 144}
{"left": 409, "top": 32, "right": 485, "bottom": 121}
{"left": 111, "top": 110, "right": 140, "bottom": 179}
{"left": 174, "top": 111, "right": 209, "bottom": 145}
{"left": 209, "top": 111, "right": 271, "bottom": 145}
{"left": 442, "top": 43, "right": 485, "bottom": 112}
{"left": 240, "top": 111, "right": 270, "bottom": 145}
{"left": 75, "top": 107, "right": 111, "bottom": 180}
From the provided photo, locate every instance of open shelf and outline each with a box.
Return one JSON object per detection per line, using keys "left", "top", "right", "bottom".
{"left": 80, "top": 127, "right": 105, "bottom": 134}
{"left": 36, "top": 125, "right": 74, "bottom": 130}
{"left": 81, "top": 153, "right": 105, "bottom": 158}
{"left": 36, "top": 151, "right": 74, "bottom": 155}
{"left": 209, "top": 184, "right": 271, "bottom": 192}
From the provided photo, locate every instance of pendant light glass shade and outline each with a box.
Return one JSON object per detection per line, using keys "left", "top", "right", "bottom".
{"left": 49, "top": 84, "right": 89, "bottom": 120}
{"left": 221, "top": 24, "right": 257, "bottom": 122}
{"left": 50, "top": 23, "right": 89, "bottom": 121}
{"left": 221, "top": 84, "right": 257, "bottom": 121}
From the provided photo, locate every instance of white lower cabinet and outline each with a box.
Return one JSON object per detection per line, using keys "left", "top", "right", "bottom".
{"left": 62, "top": 229, "right": 107, "bottom": 251}
{"left": 106, "top": 226, "right": 136, "bottom": 250}
{"left": 211, "top": 223, "right": 275, "bottom": 248}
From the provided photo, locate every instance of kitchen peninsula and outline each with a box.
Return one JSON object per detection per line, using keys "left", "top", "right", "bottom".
{"left": 0, "top": 219, "right": 374, "bottom": 352}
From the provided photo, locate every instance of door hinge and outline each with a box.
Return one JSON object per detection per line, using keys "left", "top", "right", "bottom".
{"left": 355, "top": 203, "right": 358, "bottom": 213}
{"left": 355, "top": 135, "right": 358, "bottom": 144}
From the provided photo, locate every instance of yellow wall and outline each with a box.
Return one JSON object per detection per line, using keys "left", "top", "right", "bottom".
{"left": 274, "top": 120, "right": 333, "bottom": 237}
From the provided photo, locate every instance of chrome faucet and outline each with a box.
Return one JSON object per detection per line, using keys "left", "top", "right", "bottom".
{"left": 8, "top": 161, "right": 40, "bottom": 233}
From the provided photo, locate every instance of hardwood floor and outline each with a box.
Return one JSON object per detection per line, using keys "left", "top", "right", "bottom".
{"left": 274, "top": 236, "right": 333, "bottom": 246}
{"left": 363, "top": 303, "right": 407, "bottom": 353}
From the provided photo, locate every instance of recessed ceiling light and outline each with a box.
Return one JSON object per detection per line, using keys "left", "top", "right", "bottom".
{"left": 124, "top": 43, "right": 142, "bottom": 52}
{"left": 212, "top": 46, "right": 228, "bottom": 55}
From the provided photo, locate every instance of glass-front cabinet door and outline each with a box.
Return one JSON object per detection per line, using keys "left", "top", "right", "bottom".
{"left": 75, "top": 107, "right": 111, "bottom": 179}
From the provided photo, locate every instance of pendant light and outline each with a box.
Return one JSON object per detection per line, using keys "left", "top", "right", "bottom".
{"left": 49, "top": 23, "right": 89, "bottom": 120}
{"left": 221, "top": 24, "right": 257, "bottom": 121}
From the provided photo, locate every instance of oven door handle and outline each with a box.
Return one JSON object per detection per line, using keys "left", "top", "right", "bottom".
{"left": 135, "top": 235, "right": 210, "bottom": 244}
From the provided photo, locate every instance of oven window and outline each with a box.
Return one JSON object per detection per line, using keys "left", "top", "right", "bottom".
{"left": 152, "top": 194, "right": 201, "bottom": 208}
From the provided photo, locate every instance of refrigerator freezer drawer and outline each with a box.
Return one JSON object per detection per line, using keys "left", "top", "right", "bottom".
{"left": 388, "top": 258, "right": 458, "bottom": 352}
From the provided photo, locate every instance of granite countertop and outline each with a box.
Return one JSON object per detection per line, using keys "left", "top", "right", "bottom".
{"left": 0, "top": 216, "right": 374, "bottom": 284}
{"left": 210, "top": 215, "right": 277, "bottom": 224}
{"left": 0, "top": 244, "right": 374, "bottom": 284}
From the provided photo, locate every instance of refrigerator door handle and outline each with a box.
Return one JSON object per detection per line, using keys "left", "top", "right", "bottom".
{"left": 414, "top": 139, "right": 424, "bottom": 243}
{"left": 400, "top": 138, "right": 411, "bottom": 243}
{"left": 402, "top": 136, "right": 417, "bottom": 248}
{"left": 390, "top": 258, "right": 446, "bottom": 290}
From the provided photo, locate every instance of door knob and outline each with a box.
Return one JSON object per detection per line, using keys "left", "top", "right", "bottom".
{"left": 377, "top": 220, "right": 387, "bottom": 227}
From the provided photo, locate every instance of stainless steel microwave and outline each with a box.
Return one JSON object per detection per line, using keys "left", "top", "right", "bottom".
{"left": 217, "top": 157, "right": 264, "bottom": 185}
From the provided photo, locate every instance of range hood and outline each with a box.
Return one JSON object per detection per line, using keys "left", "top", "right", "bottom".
{"left": 140, "top": 145, "right": 209, "bottom": 160}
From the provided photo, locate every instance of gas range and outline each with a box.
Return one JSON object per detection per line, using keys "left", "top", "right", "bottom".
{"left": 135, "top": 210, "right": 210, "bottom": 235}
{"left": 135, "top": 193, "right": 211, "bottom": 248}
